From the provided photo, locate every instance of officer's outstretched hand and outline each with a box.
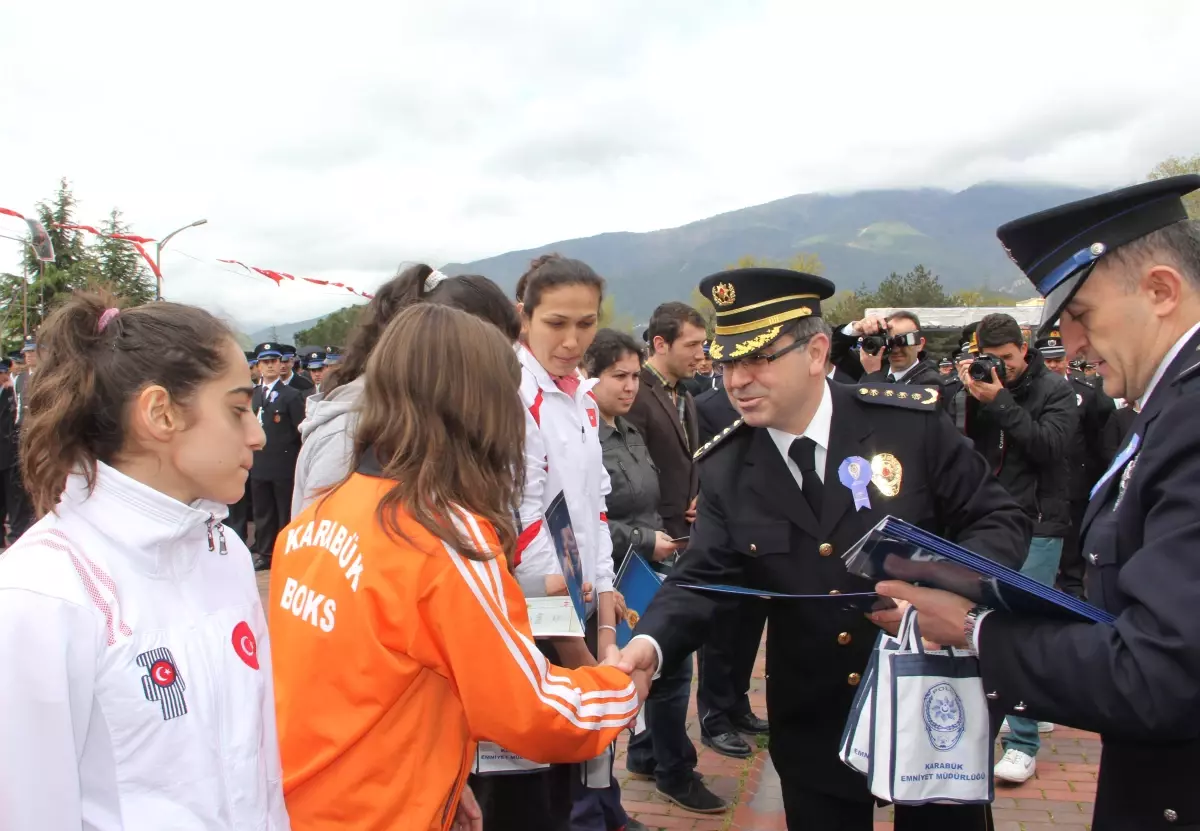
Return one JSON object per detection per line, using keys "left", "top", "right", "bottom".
{"left": 615, "top": 639, "right": 659, "bottom": 701}
{"left": 876, "top": 581, "right": 974, "bottom": 649}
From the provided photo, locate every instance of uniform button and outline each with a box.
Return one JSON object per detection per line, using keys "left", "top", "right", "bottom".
{"left": 847, "top": 673, "right": 861, "bottom": 686}
{"left": 819, "top": 543, "right": 833, "bottom": 557}
{"left": 837, "top": 632, "right": 851, "bottom": 646}
{"left": 1013, "top": 702, "right": 1027, "bottom": 713}
{"left": 986, "top": 691, "right": 999, "bottom": 700}
{"left": 1165, "top": 809, "right": 1178, "bottom": 823}
{"left": 749, "top": 544, "right": 757, "bottom": 553}
{"left": 828, "top": 589, "right": 841, "bottom": 596}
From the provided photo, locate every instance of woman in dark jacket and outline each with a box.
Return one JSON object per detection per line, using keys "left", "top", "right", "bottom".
{"left": 584, "top": 329, "right": 726, "bottom": 816}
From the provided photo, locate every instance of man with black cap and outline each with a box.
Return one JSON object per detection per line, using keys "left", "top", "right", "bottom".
{"left": 617, "top": 267, "right": 1030, "bottom": 830}
{"left": 279, "top": 344, "right": 315, "bottom": 396}
{"left": 249, "top": 342, "right": 307, "bottom": 570}
{"left": 0, "top": 357, "right": 29, "bottom": 546}
{"left": 1035, "top": 326, "right": 1118, "bottom": 599}
{"left": 876, "top": 174, "right": 1200, "bottom": 830}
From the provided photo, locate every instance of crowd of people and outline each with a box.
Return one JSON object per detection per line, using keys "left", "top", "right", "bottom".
{"left": 0, "top": 174, "right": 1197, "bottom": 831}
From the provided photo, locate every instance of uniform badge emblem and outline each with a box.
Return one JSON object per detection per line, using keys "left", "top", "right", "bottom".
{"left": 273, "top": 412, "right": 281, "bottom": 423}
{"left": 870, "top": 453, "right": 902, "bottom": 497}
{"left": 232, "top": 621, "right": 260, "bottom": 670}
{"left": 138, "top": 647, "right": 188, "bottom": 721}
{"left": 711, "top": 282, "right": 736, "bottom": 307}
{"left": 838, "top": 456, "right": 872, "bottom": 511}
{"left": 923, "top": 682, "right": 965, "bottom": 751}
{"left": 1114, "top": 454, "right": 1138, "bottom": 510}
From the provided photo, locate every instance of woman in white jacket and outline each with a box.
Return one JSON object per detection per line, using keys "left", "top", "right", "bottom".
{"left": 0, "top": 293, "right": 290, "bottom": 831}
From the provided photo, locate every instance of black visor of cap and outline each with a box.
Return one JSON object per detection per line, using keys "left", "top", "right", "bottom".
{"left": 1038, "top": 261, "right": 1097, "bottom": 336}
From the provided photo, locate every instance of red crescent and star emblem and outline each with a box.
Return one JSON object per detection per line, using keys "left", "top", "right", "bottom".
{"left": 586, "top": 408, "right": 597, "bottom": 428}
{"left": 150, "top": 660, "right": 176, "bottom": 687}
{"left": 232, "top": 621, "right": 259, "bottom": 670}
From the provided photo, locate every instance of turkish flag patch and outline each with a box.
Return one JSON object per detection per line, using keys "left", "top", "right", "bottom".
{"left": 587, "top": 408, "right": 597, "bottom": 428}
{"left": 232, "top": 621, "right": 259, "bottom": 670}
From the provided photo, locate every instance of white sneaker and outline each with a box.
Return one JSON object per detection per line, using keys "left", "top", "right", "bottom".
{"left": 1038, "top": 722, "right": 1055, "bottom": 733}
{"left": 994, "top": 748, "right": 1036, "bottom": 784}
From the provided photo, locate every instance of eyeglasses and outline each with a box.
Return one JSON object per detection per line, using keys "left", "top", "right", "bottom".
{"left": 715, "top": 335, "right": 814, "bottom": 373}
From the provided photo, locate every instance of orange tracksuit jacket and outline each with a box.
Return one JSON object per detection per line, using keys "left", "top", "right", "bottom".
{"left": 268, "top": 473, "right": 639, "bottom": 831}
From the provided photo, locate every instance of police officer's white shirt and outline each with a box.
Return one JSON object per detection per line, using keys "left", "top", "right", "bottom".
{"left": 0, "top": 462, "right": 289, "bottom": 831}
{"left": 887, "top": 360, "right": 920, "bottom": 383}
{"left": 634, "top": 380, "right": 834, "bottom": 676}
{"left": 766, "top": 378, "right": 832, "bottom": 489}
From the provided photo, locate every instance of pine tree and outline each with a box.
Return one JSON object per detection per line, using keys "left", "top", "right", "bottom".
{"left": 95, "top": 208, "right": 154, "bottom": 306}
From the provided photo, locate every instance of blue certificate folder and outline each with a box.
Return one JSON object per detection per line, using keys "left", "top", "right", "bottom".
{"left": 842, "top": 516, "right": 1115, "bottom": 625}
{"left": 614, "top": 549, "right": 665, "bottom": 648}
{"left": 546, "top": 492, "right": 589, "bottom": 626}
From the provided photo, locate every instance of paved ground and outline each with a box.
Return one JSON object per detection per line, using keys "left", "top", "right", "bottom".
{"left": 257, "top": 571, "right": 1100, "bottom": 830}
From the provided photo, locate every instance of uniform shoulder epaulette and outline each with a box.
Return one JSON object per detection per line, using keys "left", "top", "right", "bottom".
{"left": 854, "top": 382, "right": 940, "bottom": 409}
{"left": 693, "top": 418, "right": 747, "bottom": 462}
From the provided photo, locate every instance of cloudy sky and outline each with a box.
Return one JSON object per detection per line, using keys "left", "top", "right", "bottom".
{"left": 1, "top": 0, "right": 1196, "bottom": 330}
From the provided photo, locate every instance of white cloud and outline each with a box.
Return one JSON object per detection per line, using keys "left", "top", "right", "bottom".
{"left": 1, "top": 0, "right": 1195, "bottom": 329}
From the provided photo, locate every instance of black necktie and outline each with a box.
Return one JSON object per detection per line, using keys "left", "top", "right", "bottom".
{"left": 887, "top": 372, "right": 896, "bottom": 383}
{"left": 788, "top": 437, "right": 824, "bottom": 518}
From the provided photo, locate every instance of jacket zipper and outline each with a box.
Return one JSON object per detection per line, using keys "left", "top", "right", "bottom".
{"left": 206, "top": 514, "right": 229, "bottom": 555}
{"left": 439, "top": 754, "right": 471, "bottom": 831}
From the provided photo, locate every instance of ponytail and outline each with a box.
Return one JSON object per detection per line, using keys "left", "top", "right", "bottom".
{"left": 20, "top": 291, "right": 234, "bottom": 517}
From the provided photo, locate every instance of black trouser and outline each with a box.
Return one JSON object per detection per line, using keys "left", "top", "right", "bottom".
{"left": 2, "top": 464, "right": 33, "bottom": 543}
{"left": 780, "top": 786, "right": 994, "bottom": 831}
{"left": 626, "top": 651, "right": 697, "bottom": 790}
{"left": 250, "top": 477, "right": 292, "bottom": 558}
{"left": 697, "top": 595, "right": 767, "bottom": 736}
{"left": 1057, "top": 497, "right": 1089, "bottom": 599}
{"left": 470, "top": 765, "right": 574, "bottom": 831}
{"left": 227, "top": 479, "right": 253, "bottom": 547}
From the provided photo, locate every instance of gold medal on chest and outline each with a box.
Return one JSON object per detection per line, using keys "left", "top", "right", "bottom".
{"left": 870, "top": 453, "right": 902, "bottom": 497}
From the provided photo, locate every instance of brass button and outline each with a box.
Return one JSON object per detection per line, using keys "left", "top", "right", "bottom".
{"left": 837, "top": 632, "right": 851, "bottom": 646}
{"left": 819, "top": 543, "right": 833, "bottom": 557}
{"left": 828, "top": 589, "right": 841, "bottom": 596}
{"left": 749, "top": 544, "right": 757, "bottom": 553}
{"left": 847, "top": 672, "right": 861, "bottom": 686}
{"left": 1165, "top": 809, "right": 1178, "bottom": 823}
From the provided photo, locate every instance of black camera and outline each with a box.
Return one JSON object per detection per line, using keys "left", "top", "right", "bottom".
{"left": 861, "top": 335, "right": 888, "bottom": 353}
{"left": 968, "top": 353, "right": 1006, "bottom": 383}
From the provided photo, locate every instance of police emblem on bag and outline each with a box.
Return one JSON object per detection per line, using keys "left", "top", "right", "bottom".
{"left": 922, "top": 682, "right": 964, "bottom": 751}
{"left": 138, "top": 647, "right": 188, "bottom": 721}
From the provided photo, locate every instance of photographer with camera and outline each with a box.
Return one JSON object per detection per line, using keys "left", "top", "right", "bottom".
{"left": 834, "top": 311, "right": 945, "bottom": 388}
{"left": 956, "top": 312, "right": 1079, "bottom": 784}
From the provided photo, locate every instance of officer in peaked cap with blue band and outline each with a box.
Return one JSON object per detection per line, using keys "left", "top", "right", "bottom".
{"left": 619, "top": 267, "right": 1029, "bottom": 830}
{"left": 247, "top": 342, "right": 306, "bottom": 570}
{"left": 876, "top": 174, "right": 1200, "bottom": 830}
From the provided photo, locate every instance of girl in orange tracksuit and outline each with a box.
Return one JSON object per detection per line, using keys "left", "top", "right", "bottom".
{"left": 269, "top": 303, "right": 641, "bottom": 831}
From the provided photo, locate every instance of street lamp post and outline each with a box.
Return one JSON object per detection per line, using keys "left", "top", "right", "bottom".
{"left": 154, "top": 218, "right": 208, "bottom": 301}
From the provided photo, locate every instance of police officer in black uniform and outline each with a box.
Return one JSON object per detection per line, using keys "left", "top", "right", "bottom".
{"left": 249, "top": 342, "right": 306, "bottom": 570}
{"left": 880, "top": 175, "right": 1200, "bottom": 830}
{"left": 1035, "top": 327, "right": 1118, "bottom": 598}
{"left": 618, "top": 268, "right": 1030, "bottom": 830}
{"left": 280, "top": 344, "right": 315, "bottom": 395}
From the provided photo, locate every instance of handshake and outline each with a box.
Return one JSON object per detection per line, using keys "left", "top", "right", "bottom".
{"left": 596, "top": 638, "right": 660, "bottom": 703}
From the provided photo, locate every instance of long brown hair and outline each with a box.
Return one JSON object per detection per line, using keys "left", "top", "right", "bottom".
{"left": 324, "top": 263, "right": 519, "bottom": 394}
{"left": 21, "top": 291, "right": 235, "bottom": 517}
{"left": 353, "top": 304, "right": 525, "bottom": 561}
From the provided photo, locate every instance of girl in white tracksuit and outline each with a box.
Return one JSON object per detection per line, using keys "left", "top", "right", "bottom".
{"left": 509, "top": 254, "right": 635, "bottom": 831}
{"left": 0, "top": 293, "right": 289, "bottom": 831}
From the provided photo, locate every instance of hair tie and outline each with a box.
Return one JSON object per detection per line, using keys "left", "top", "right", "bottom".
{"left": 97, "top": 307, "right": 121, "bottom": 332}
{"left": 424, "top": 269, "right": 450, "bottom": 293}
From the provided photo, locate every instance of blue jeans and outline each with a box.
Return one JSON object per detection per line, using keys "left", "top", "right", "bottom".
{"left": 1003, "top": 536, "right": 1063, "bottom": 758}
{"left": 626, "top": 653, "right": 698, "bottom": 791}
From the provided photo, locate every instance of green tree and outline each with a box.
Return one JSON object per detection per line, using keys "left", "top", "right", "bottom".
{"left": 948, "top": 289, "right": 1018, "bottom": 307}
{"left": 1148, "top": 154, "right": 1200, "bottom": 218}
{"left": 94, "top": 208, "right": 154, "bottom": 306}
{"left": 598, "top": 295, "right": 637, "bottom": 334}
{"left": 871, "top": 264, "right": 951, "bottom": 307}
{"left": 687, "top": 287, "right": 716, "bottom": 335}
{"left": 822, "top": 289, "right": 868, "bottom": 325}
{"left": 3, "top": 178, "right": 100, "bottom": 341}
{"left": 294, "top": 307, "right": 362, "bottom": 347}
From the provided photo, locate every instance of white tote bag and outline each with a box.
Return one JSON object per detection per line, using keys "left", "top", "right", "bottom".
{"left": 839, "top": 630, "right": 901, "bottom": 775}
{"left": 868, "top": 608, "right": 992, "bottom": 806}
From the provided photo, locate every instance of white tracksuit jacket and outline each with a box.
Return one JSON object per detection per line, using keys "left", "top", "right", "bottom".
{"left": 514, "top": 344, "right": 616, "bottom": 597}
{"left": 0, "top": 462, "right": 290, "bottom": 831}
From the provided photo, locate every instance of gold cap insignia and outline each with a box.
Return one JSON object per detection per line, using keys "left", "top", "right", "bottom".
{"left": 708, "top": 341, "right": 723, "bottom": 360}
{"left": 711, "top": 282, "right": 736, "bottom": 307}
{"left": 870, "top": 453, "right": 902, "bottom": 497}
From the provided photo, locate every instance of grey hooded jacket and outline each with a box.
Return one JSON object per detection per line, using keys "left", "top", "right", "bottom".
{"left": 290, "top": 377, "right": 364, "bottom": 516}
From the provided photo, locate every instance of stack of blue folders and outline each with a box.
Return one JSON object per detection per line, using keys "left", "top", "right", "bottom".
{"left": 842, "top": 516, "right": 1115, "bottom": 625}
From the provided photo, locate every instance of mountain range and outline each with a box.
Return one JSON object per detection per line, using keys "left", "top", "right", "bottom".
{"left": 256, "top": 181, "right": 1098, "bottom": 333}
{"left": 442, "top": 182, "right": 1097, "bottom": 317}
